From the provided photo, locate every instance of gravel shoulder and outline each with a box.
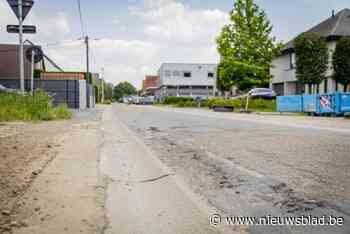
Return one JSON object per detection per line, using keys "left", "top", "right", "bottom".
{"left": 0, "top": 107, "right": 106, "bottom": 234}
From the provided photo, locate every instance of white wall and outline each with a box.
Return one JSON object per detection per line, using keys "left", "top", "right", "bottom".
{"left": 271, "top": 41, "right": 344, "bottom": 94}
{"left": 158, "top": 63, "right": 217, "bottom": 86}
{"left": 271, "top": 53, "right": 296, "bottom": 84}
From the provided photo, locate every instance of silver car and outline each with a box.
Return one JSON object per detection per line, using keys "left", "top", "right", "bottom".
{"left": 248, "top": 88, "right": 276, "bottom": 99}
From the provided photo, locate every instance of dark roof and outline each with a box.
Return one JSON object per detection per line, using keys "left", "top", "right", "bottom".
{"left": 283, "top": 8, "right": 350, "bottom": 53}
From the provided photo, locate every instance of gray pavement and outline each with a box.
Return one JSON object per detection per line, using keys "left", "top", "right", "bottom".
{"left": 100, "top": 106, "right": 240, "bottom": 234}
{"left": 110, "top": 104, "right": 350, "bottom": 234}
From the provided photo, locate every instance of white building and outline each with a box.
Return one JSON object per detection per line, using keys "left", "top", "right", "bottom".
{"left": 156, "top": 63, "right": 217, "bottom": 98}
{"left": 270, "top": 8, "right": 350, "bottom": 96}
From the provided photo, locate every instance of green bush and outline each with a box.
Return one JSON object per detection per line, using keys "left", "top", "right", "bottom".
{"left": 163, "top": 96, "right": 194, "bottom": 105}
{"left": 207, "top": 98, "right": 244, "bottom": 109}
{"left": 52, "top": 104, "right": 72, "bottom": 119}
{"left": 0, "top": 90, "right": 72, "bottom": 122}
{"left": 207, "top": 97, "right": 276, "bottom": 112}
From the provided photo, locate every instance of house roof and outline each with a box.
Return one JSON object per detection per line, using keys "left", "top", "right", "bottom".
{"left": 283, "top": 8, "right": 350, "bottom": 53}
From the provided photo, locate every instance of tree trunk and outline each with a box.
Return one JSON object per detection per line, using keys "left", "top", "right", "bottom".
{"left": 344, "top": 84, "right": 348, "bottom": 92}
{"left": 316, "top": 84, "right": 320, "bottom": 94}
{"left": 308, "top": 84, "right": 312, "bottom": 94}
{"left": 335, "top": 81, "right": 338, "bottom": 91}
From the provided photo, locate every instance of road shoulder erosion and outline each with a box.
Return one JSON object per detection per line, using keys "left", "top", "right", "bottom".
{"left": 100, "top": 106, "right": 244, "bottom": 234}
{"left": 11, "top": 108, "right": 106, "bottom": 234}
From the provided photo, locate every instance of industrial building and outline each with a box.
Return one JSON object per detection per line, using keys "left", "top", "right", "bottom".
{"left": 142, "top": 75, "right": 160, "bottom": 96}
{"left": 155, "top": 63, "right": 217, "bottom": 98}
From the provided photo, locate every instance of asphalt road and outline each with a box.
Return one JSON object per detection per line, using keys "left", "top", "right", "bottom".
{"left": 111, "top": 104, "right": 350, "bottom": 234}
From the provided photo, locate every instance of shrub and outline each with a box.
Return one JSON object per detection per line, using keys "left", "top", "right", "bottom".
{"left": 206, "top": 97, "right": 276, "bottom": 112}
{"left": 52, "top": 104, "right": 72, "bottom": 119}
{"left": 0, "top": 90, "right": 72, "bottom": 122}
{"left": 163, "top": 96, "right": 194, "bottom": 105}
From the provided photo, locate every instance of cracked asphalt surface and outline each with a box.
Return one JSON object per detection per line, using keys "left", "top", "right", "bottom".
{"left": 111, "top": 104, "right": 350, "bottom": 234}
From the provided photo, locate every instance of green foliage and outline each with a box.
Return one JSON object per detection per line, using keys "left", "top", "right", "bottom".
{"left": 84, "top": 73, "right": 93, "bottom": 84}
{"left": 52, "top": 104, "right": 72, "bottom": 119}
{"left": 332, "top": 37, "right": 350, "bottom": 92}
{"left": 294, "top": 33, "right": 329, "bottom": 91}
{"left": 0, "top": 91, "right": 71, "bottom": 122}
{"left": 34, "top": 69, "right": 43, "bottom": 79}
{"left": 218, "top": 58, "right": 270, "bottom": 91}
{"left": 104, "top": 83, "right": 114, "bottom": 101}
{"left": 162, "top": 96, "right": 194, "bottom": 105}
{"left": 216, "top": 0, "right": 282, "bottom": 91}
{"left": 175, "top": 100, "right": 197, "bottom": 108}
{"left": 113, "top": 81, "right": 137, "bottom": 100}
{"left": 206, "top": 98, "right": 276, "bottom": 112}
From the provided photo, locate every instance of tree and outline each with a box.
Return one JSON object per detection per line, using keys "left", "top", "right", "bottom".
{"left": 216, "top": 0, "right": 281, "bottom": 91}
{"left": 218, "top": 58, "right": 270, "bottom": 91}
{"left": 332, "top": 37, "right": 350, "bottom": 92}
{"left": 104, "top": 83, "right": 114, "bottom": 101}
{"left": 113, "top": 81, "right": 137, "bottom": 100}
{"left": 294, "top": 33, "right": 328, "bottom": 93}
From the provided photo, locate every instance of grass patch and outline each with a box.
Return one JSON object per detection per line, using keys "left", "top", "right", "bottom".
{"left": 0, "top": 90, "right": 71, "bottom": 122}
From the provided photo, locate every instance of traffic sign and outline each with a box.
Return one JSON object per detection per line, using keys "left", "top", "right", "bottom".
{"left": 25, "top": 46, "right": 43, "bottom": 63}
{"left": 7, "top": 25, "right": 36, "bottom": 34}
{"left": 7, "top": 0, "right": 34, "bottom": 21}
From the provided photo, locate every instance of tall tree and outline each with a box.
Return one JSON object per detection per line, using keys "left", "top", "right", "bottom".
{"left": 332, "top": 37, "right": 350, "bottom": 92}
{"left": 294, "top": 33, "right": 328, "bottom": 93}
{"left": 113, "top": 81, "right": 137, "bottom": 100}
{"left": 217, "top": 0, "right": 281, "bottom": 91}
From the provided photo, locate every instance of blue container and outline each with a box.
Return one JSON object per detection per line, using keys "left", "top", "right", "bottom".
{"left": 318, "top": 93, "right": 336, "bottom": 114}
{"left": 302, "top": 94, "right": 318, "bottom": 113}
{"left": 277, "top": 92, "right": 350, "bottom": 115}
{"left": 335, "top": 92, "right": 350, "bottom": 114}
{"left": 277, "top": 95, "right": 303, "bottom": 112}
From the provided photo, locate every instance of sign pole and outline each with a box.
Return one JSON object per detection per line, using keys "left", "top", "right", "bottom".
{"left": 31, "top": 50, "right": 35, "bottom": 95}
{"left": 18, "top": 0, "right": 24, "bottom": 95}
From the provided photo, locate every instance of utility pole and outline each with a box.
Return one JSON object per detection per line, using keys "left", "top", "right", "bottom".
{"left": 18, "top": 0, "right": 24, "bottom": 95}
{"left": 84, "top": 36, "right": 90, "bottom": 80}
{"left": 30, "top": 50, "right": 34, "bottom": 95}
{"left": 101, "top": 67, "right": 105, "bottom": 103}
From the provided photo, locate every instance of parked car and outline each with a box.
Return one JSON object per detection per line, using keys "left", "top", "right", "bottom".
{"left": 248, "top": 88, "right": 276, "bottom": 99}
{"left": 140, "top": 96, "right": 155, "bottom": 105}
{"left": 0, "top": 84, "right": 18, "bottom": 94}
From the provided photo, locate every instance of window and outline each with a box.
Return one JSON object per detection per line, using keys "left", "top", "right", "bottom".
{"left": 289, "top": 52, "right": 296, "bottom": 69}
{"left": 165, "top": 70, "right": 171, "bottom": 77}
{"left": 208, "top": 72, "right": 214, "bottom": 78}
{"left": 183, "top": 72, "right": 192, "bottom": 78}
{"left": 173, "top": 71, "right": 181, "bottom": 76}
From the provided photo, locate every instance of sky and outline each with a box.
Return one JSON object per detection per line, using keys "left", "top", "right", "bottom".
{"left": 0, "top": 0, "right": 349, "bottom": 88}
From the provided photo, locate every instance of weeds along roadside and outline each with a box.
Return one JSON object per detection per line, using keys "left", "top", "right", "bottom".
{"left": 0, "top": 90, "right": 72, "bottom": 122}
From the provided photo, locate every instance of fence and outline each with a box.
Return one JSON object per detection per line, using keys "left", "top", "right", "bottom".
{"left": 0, "top": 79, "right": 93, "bottom": 109}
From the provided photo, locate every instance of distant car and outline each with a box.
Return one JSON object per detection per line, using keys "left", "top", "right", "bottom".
{"left": 141, "top": 96, "right": 155, "bottom": 105}
{"left": 248, "top": 88, "right": 276, "bottom": 99}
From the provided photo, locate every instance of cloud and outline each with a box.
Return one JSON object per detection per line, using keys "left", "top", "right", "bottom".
{"left": 42, "top": 0, "right": 228, "bottom": 88}
{"left": 1, "top": 0, "right": 228, "bottom": 88}
{"left": 132, "top": 0, "right": 229, "bottom": 45}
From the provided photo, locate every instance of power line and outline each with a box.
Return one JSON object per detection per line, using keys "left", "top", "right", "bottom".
{"left": 76, "top": 0, "right": 85, "bottom": 37}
